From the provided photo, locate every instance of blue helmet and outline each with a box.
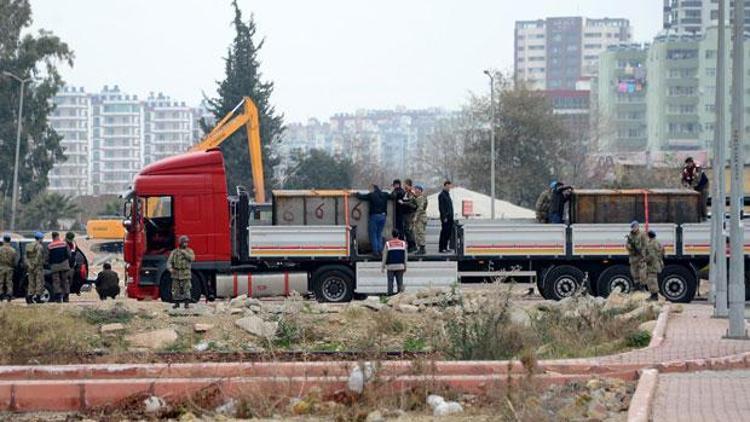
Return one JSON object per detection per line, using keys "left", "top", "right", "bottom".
{"left": 549, "top": 180, "right": 558, "bottom": 189}
{"left": 34, "top": 231, "right": 44, "bottom": 240}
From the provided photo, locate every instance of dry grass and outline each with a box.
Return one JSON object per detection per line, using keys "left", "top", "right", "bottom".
{"left": 0, "top": 305, "right": 98, "bottom": 364}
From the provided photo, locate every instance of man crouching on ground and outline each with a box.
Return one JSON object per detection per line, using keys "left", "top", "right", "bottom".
{"left": 95, "top": 263, "right": 120, "bottom": 300}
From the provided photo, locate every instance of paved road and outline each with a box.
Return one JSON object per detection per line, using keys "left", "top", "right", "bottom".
{"left": 652, "top": 370, "right": 750, "bottom": 422}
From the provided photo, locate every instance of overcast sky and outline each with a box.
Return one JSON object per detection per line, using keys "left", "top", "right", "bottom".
{"left": 29, "top": 0, "right": 662, "bottom": 122}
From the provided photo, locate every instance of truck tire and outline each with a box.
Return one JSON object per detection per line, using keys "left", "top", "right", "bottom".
{"left": 596, "top": 265, "right": 635, "bottom": 298}
{"left": 313, "top": 265, "right": 354, "bottom": 303}
{"left": 536, "top": 269, "right": 549, "bottom": 299}
{"left": 159, "top": 271, "right": 204, "bottom": 303}
{"left": 543, "top": 265, "right": 585, "bottom": 301}
{"left": 660, "top": 265, "right": 697, "bottom": 303}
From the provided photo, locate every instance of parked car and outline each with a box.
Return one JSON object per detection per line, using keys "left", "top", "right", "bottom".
{"left": 8, "top": 239, "right": 90, "bottom": 302}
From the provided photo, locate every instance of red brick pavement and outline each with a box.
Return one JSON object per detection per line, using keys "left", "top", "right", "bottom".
{"left": 596, "top": 304, "right": 750, "bottom": 365}
{"left": 651, "top": 370, "right": 750, "bottom": 422}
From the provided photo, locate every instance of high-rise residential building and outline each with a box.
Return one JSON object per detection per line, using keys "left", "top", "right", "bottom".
{"left": 515, "top": 17, "right": 632, "bottom": 90}
{"left": 90, "top": 85, "right": 144, "bottom": 195}
{"left": 663, "top": 0, "right": 750, "bottom": 35}
{"left": 595, "top": 27, "right": 750, "bottom": 156}
{"left": 542, "top": 82, "right": 591, "bottom": 143}
{"left": 144, "top": 93, "right": 195, "bottom": 165}
{"left": 595, "top": 44, "right": 649, "bottom": 152}
{"left": 48, "top": 86, "right": 91, "bottom": 197}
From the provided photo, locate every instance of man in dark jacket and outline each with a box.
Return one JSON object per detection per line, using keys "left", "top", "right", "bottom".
{"left": 95, "top": 263, "right": 120, "bottom": 300}
{"left": 390, "top": 179, "right": 407, "bottom": 240}
{"left": 47, "top": 231, "right": 70, "bottom": 303}
{"left": 438, "top": 180, "right": 454, "bottom": 253}
{"left": 549, "top": 182, "right": 573, "bottom": 224}
{"left": 356, "top": 184, "right": 390, "bottom": 256}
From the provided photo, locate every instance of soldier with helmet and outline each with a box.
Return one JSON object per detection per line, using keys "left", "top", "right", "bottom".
{"left": 0, "top": 234, "right": 17, "bottom": 302}
{"left": 167, "top": 235, "right": 195, "bottom": 308}
{"left": 25, "top": 232, "right": 46, "bottom": 304}
{"left": 412, "top": 185, "right": 428, "bottom": 255}
{"left": 645, "top": 230, "right": 665, "bottom": 302}
{"left": 625, "top": 221, "right": 649, "bottom": 292}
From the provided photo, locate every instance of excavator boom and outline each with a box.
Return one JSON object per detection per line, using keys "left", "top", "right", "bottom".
{"left": 190, "top": 97, "right": 266, "bottom": 203}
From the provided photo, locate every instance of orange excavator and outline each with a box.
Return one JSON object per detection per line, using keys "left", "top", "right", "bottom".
{"left": 189, "top": 96, "right": 266, "bottom": 204}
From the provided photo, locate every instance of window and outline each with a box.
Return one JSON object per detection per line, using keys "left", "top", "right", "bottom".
{"left": 667, "top": 49, "right": 698, "bottom": 60}
{"left": 668, "top": 86, "right": 696, "bottom": 96}
{"left": 706, "top": 67, "right": 716, "bottom": 77}
{"left": 705, "top": 50, "right": 716, "bottom": 59}
{"left": 584, "top": 44, "right": 602, "bottom": 49}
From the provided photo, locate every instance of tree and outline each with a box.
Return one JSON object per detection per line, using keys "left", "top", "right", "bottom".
{"left": 459, "top": 74, "right": 573, "bottom": 208}
{"left": 18, "top": 192, "right": 80, "bottom": 230}
{"left": 203, "top": 0, "right": 283, "bottom": 195}
{"left": 0, "top": 0, "right": 74, "bottom": 206}
{"left": 285, "top": 149, "right": 354, "bottom": 189}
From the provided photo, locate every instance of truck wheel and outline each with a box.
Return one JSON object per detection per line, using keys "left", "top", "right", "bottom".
{"left": 190, "top": 271, "right": 204, "bottom": 303}
{"left": 536, "top": 269, "right": 549, "bottom": 299}
{"left": 660, "top": 265, "right": 697, "bottom": 303}
{"left": 543, "top": 265, "right": 584, "bottom": 301}
{"left": 159, "top": 272, "right": 173, "bottom": 303}
{"left": 596, "top": 265, "right": 635, "bottom": 298}
{"left": 313, "top": 266, "right": 354, "bottom": 303}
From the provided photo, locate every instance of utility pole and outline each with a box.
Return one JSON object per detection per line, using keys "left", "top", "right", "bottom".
{"left": 2, "top": 71, "right": 33, "bottom": 232}
{"left": 727, "top": 0, "right": 747, "bottom": 339}
{"left": 483, "top": 70, "right": 496, "bottom": 219}
{"left": 711, "top": 0, "right": 728, "bottom": 318}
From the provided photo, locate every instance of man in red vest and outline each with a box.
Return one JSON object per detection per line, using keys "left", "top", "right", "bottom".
{"left": 381, "top": 229, "right": 407, "bottom": 295}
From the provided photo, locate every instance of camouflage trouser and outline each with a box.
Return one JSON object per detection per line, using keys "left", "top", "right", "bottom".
{"left": 414, "top": 220, "right": 427, "bottom": 247}
{"left": 645, "top": 272, "right": 659, "bottom": 294}
{"left": 27, "top": 268, "right": 44, "bottom": 296}
{"left": 172, "top": 278, "right": 192, "bottom": 302}
{"left": 51, "top": 270, "right": 69, "bottom": 295}
{"left": 404, "top": 219, "right": 416, "bottom": 249}
{"left": 629, "top": 257, "right": 647, "bottom": 287}
{"left": 0, "top": 268, "right": 13, "bottom": 296}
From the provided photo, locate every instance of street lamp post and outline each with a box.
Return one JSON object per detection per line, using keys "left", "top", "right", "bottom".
{"left": 483, "top": 70, "right": 496, "bottom": 219}
{"left": 3, "top": 71, "right": 32, "bottom": 232}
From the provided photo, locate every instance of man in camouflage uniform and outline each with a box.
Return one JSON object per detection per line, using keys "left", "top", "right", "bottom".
{"left": 625, "top": 221, "right": 648, "bottom": 292}
{"left": 400, "top": 179, "right": 418, "bottom": 252}
{"left": 535, "top": 181, "right": 555, "bottom": 223}
{"left": 645, "top": 230, "right": 665, "bottom": 302}
{"left": 0, "top": 234, "right": 17, "bottom": 302}
{"left": 25, "top": 232, "right": 46, "bottom": 304}
{"left": 412, "top": 185, "right": 428, "bottom": 255}
{"left": 167, "top": 235, "right": 195, "bottom": 309}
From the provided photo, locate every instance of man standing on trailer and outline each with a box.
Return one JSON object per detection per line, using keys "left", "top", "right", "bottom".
{"left": 535, "top": 181, "right": 555, "bottom": 223}
{"left": 413, "top": 185, "right": 428, "bottom": 255}
{"left": 391, "top": 179, "right": 407, "bottom": 240}
{"left": 645, "top": 230, "right": 665, "bottom": 302}
{"left": 382, "top": 229, "right": 407, "bottom": 295}
{"left": 356, "top": 184, "right": 391, "bottom": 256}
{"left": 438, "top": 180, "right": 454, "bottom": 253}
{"left": 625, "top": 221, "right": 648, "bottom": 291}
{"left": 167, "top": 235, "right": 195, "bottom": 309}
{"left": 681, "top": 157, "right": 709, "bottom": 220}
{"left": 401, "top": 179, "right": 418, "bottom": 252}
{"left": 0, "top": 234, "right": 17, "bottom": 302}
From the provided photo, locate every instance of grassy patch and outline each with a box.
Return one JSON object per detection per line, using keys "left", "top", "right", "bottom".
{"left": 81, "top": 302, "right": 134, "bottom": 325}
{"left": 0, "top": 306, "right": 97, "bottom": 364}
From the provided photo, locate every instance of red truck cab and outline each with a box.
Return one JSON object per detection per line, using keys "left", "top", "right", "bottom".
{"left": 124, "top": 150, "right": 232, "bottom": 300}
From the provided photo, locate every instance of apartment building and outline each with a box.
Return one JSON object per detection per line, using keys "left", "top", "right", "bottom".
{"left": 90, "top": 85, "right": 144, "bottom": 195}
{"left": 48, "top": 86, "right": 91, "bottom": 196}
{"left": 664, "top": 0, "right": 750, "bottom": 34}
{"left": 596, "top": 44, "right": 650, "bottom": 152}
{"left": 144, "top": 93, "right": 195, "bottom": 165}
{"left": 515, "top": 17, "right": 632, "bottom": 90}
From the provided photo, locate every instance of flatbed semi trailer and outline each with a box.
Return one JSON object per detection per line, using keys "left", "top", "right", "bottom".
{"left": 122, "top": 150, "right": 749, "bottom": 304}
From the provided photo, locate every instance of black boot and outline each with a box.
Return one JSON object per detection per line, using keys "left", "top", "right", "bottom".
{"left": 62, "top": 294, "right": 69, "bottom": 303}
{"left": 648, "top": 293, "right": 659, "bottom": 302}
{"left": 25, "top": 296, "right": 33, "bottom": 304}
{"left": 183, "top": 300, "right": 190, "bottom": 309}
{"left": 172, "top": 301, "right": 180, "bottom": 309}
{"left": 6, "top": 295, "right": 11, "bottom": 303}
{"left": 417, "top": 246, "right": 426, "bottom": 255}
{"left": 33, "top": 295, "right": 42, "bottom": 304}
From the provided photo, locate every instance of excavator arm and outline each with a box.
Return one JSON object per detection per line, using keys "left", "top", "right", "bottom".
{"left": 190, "top": 96, "right": 266, "bottom": 203}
